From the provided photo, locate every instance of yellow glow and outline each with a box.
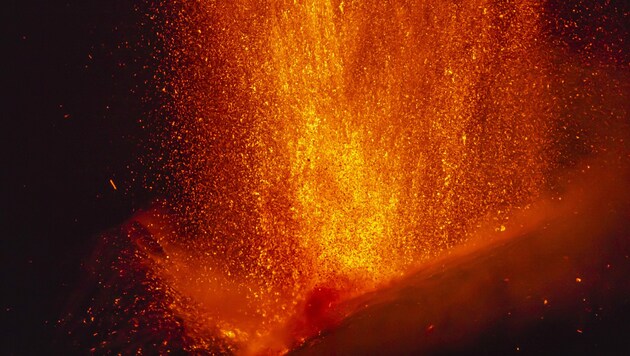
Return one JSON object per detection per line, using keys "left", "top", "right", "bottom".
{"left": 155, "top": 0, "right": 557, "bottom": 351}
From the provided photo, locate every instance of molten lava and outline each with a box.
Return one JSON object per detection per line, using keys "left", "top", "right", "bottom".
{"left": 146, "top": 0, "right": 563, "bottom": 351}
{"left": 66, "top": 0, "right": 629, "bottom": 354}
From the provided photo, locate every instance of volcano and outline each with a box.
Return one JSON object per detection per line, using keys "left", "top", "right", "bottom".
{"left": 7, "top": 0, "right": 628, "bottom": 354}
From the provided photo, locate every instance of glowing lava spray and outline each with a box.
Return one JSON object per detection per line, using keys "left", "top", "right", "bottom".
{"left": 148, "top": 0, "right": 561, "bottom": 352}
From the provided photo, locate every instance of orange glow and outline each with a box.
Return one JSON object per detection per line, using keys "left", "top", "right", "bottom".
{"left": 145, "top": 0, "right": 569, "bottom": 352}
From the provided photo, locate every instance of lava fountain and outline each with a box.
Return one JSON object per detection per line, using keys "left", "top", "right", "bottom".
{"left": 64, "top": 0, "right": 629, "bottom": 354}
{"left": 161, "top": 0, "right": 554, "bottom": 283}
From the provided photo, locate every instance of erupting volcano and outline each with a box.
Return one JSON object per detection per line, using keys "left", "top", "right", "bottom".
{"left": 61, "top": 0, "right": 629, "bottom": 354}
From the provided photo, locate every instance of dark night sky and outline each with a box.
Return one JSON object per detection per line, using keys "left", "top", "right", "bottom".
{"left": 3, "top": 0, "right": 628, "bottom": 354}
{"left": 4, "top": 1, "right": 158, "bottom": 353}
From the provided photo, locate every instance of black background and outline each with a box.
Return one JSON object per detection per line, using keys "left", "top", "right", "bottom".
{"left": 4, "top": 1, "right": 158, "bottom": 353}
{"left": 3, "top": 0, "right": 628, "bottom": 354}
